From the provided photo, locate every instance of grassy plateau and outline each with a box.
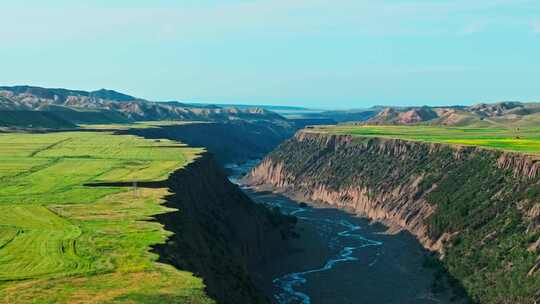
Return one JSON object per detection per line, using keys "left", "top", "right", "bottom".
{"left": 311, "top": 125, "right": 540, "bottom": 155}
{"left": 0, "top": 131, "right": 213, "bottom": 303}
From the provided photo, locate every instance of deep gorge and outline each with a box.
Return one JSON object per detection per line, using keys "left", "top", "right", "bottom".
{"left": 245, "top": 130, "right": 540, "bottom": 304}
{"left": 130, "top": 125, "right": 539, "bottom": 304}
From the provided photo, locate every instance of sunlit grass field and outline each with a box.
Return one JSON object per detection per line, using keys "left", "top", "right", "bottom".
{"left": 0, "top": 131, "right": 213, "bottom": 303}
{"left": 313, "top": 125, "right": 540, "bottom": 155}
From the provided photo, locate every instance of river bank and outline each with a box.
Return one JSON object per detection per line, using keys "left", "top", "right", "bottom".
{"left": 228, "top": 162, "right": 455, "bottom": 304}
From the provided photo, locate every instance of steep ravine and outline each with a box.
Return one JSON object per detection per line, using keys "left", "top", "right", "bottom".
{"left": 153, "top": 153, "right": 296, "bottom": 304}
{"left": 123, "top": 121, "right": 295, "bottom": 164}
{"left": 245, "top": 130, "right": 540, "bottom": 304}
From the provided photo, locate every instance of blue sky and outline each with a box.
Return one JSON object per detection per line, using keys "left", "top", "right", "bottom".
{"left": 1, "top": 0, "right": 539, "bottom": 109}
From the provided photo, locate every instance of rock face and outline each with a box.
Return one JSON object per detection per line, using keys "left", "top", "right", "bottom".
{"left": 154, "top": 153, "right": 296, "bottom": 304}
{"left": 247, "top": 132, "right": 442, "bottom": 251}
{"left": 245, "top": 130, "right": 540, "bottom": 304}
{"left": 497, "top": 152, "right": 540, "bottom": 179}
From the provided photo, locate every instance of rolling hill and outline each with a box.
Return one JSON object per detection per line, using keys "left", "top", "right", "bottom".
{"left": 0, "top": 111, "right": 76, "bottom": 129}
{"left": 361, "top": 102, "right": 540, "bottom": 127}
{"left": 0, "top": 86, "right": 290, "bottom": 127}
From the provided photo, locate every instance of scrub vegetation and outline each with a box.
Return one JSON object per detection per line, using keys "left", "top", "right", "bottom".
{"left": 0, "top": 131, "right": 212, "bottom": 303}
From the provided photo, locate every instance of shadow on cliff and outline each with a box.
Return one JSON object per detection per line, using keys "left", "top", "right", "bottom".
{"left": 422, "top": 253, "right": 475, "bottom": 304}
{"left": 89, "top": 154, "right": 296, "bottom": 304}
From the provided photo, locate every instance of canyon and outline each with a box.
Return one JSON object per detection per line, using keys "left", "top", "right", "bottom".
{"left": 2, "top": 89, "right": 538, "bottom": 303}
{"left": 245, "top": 130, "right": 540, "bottom": 303}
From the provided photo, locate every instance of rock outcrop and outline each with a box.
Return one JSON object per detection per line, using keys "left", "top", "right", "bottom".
{"left": 497, "top": 152, "right": 540, "bottom": 179}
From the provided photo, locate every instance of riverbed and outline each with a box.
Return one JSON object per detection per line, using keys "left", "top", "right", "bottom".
{"left": 227, "top": 162, "right": 450, "bottom": 304}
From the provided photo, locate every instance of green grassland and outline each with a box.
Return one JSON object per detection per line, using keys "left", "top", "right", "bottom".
{"left": 0, "top": 131, "right": 213, "bottom": 303}
{"left": 313, "top": 125, "right": 540, "bottom": 155}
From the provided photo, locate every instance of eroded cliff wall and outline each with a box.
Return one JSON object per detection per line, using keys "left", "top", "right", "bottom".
{"left": 245, "top": 130, "right": 540, "bottom": 304}
{"left": 154, "top": 154, "right": 296, "bottom": 304}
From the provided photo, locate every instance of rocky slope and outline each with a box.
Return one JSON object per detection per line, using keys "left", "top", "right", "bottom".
{"left": 245, "top": 130, "right": 540, "bottom": 303}
{"left": 154, "top": 153, "right": 296, "bottom": 304}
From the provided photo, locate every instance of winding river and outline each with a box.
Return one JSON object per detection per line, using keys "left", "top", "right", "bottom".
{"left": 228, "top": 162, "right": 450, "bottom": 304}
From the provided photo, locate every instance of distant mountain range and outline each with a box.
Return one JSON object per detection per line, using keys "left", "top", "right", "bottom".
{"left": 362, "top": 102, "right": 540, "bottom": 127}
{"left": 0, "top": 86, "right": 289, "bottom": 128}
{"left": 2, "top": 85, "right": 539, "bottom": 129}
{"left": 186, "top": 103, "right": 310, "bottom": 112}
{"left": 279, "top": 101, "right": 540, "bottom": 128}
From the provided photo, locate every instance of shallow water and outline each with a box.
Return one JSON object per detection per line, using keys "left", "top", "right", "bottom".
{"left": 227, "top": 162, "right": 449, "bottom": 304}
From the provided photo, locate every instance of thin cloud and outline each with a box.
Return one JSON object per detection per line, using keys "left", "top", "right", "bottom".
{"left": 1, "top": 0, "right": 537, "bottom": 44}
{"left": 533, "top": 21, "right": 540, "bottom": 33}
{"left": 460, "top": 21, "right": 488, "bottom": 35}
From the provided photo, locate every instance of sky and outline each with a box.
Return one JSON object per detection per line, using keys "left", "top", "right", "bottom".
{"left": 1, "top": 0, "right": 539, "bottom": 109}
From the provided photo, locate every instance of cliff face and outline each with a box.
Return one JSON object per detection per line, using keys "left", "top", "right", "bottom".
{"left": 245, "top": 130, "right": 540, "bottom": 304}
{"left": 154, "top": 154, "right": 296, "bottom": 304}
{"left": 497, "top": 152, "right": 540, "bottom": 179}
